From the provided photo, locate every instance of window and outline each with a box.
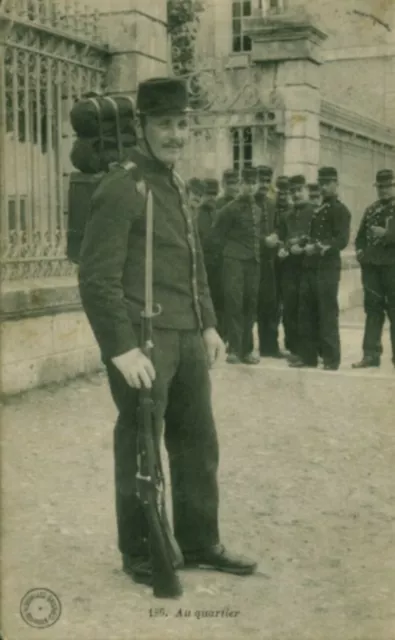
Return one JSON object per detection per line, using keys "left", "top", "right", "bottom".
{"left": 232, "top": 1, "right": 252, "bottom": 53}
{"left": 232, "top": 127, "right": 253, "bottom": 172}
{"left": 258, "top": 0, "right": 284, "bottom": 14}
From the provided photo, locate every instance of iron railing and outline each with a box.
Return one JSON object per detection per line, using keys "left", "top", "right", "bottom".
{"left": 0, "top": 0, "right": 110, "bottom": 280}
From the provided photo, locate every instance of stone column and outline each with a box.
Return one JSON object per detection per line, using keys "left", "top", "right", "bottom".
{"left": 245, "top": 11, "right": 327, "bottom": 181}
{"left": 90, "top": 0, "right": 168, "bottom": 95}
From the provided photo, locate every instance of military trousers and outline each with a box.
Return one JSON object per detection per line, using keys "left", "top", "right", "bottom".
{"left": 298, "top": 266, "right": 341, "bottom": 367}
{"left": 223, "top": 257, "right": 259, "bottom": 358}
{"left": 361, "top": 263, "right": 395, "bottom": 363}
{"left": 106, "top": 329, "right": 220, "bottom": 558}
{"left": 281, "top": 256, "right": 304, "bottom": 356}
{"left": 257, "top": 258, "right": 281, "bottom": 355}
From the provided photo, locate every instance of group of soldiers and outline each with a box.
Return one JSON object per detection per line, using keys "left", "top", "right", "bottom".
{"left": 188, "top": 165, "right": 351, "bottom": 370}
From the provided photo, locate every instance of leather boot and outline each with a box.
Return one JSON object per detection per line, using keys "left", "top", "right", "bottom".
{"left": 182, "top": 544, "right": 257, "bottom": 576}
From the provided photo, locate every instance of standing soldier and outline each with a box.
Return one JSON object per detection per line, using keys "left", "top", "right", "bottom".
{"left": 352, "top": 169, "right": 395, "bottom": 369}
{"left": 78, "top": 76, "right": 257, "bottom": 587}
{"left": 307, "top": 182, "right": 322, "bottom": 209}
{"left": 217, "top": 169, "right": 240, "bottom": 207}
{"left": 255, "top": 167, "right": 284, "bottom": 357}
{"left": 290, "top": 167, "right": 351, "bottom": 370}
{"left": 279, "top": 175, "right": 314, "bottom": 360}
{"left": 186, "top": 177, "right": 204, "bottom": 218}
{"left": 214, "top": 166, "right": 261, "bottom": 364}
{"left": 197, "top": 178, "right": 223, "bottom": 337}
{"left": 274, "top": 175, "right": 293, "bottom": 354}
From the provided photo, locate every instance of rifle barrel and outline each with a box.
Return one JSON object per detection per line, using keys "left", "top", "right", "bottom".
{"left": 145, "top": 190, "right": 154, "bottom": 316}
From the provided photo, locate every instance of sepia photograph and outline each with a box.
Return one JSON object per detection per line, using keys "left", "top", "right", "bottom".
{"left": 0, "top": 0, "right": 394, "bottom": 638}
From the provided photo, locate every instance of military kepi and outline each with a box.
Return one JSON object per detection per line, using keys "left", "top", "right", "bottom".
{"left": 318, "top": 167, "right": 338, "bottom": 182}
{"left": 136, "top": 77, "right": 190, "bottom": 115}
{"left": 289, "top": 174, "right": 306, "bottom": 188}
{"left": 276, "top": 176, "right": 289, "bottom": 192}
{"left": 256, "top": 165, "right": 273, "bottom": 181}
{"left": 241, "top": 166, "right": 257, "bottom": 183}
{"left": 307, "top": 183, "right": 321, "bottom": 194}
{"left": 223, "top": 169, "right": 239, "bottom": 184}
{"left": 374, "top": 169, "right": 394, "bottom": 186}
{"left": 203, "top": 178, "right": 219, "bottom": 196}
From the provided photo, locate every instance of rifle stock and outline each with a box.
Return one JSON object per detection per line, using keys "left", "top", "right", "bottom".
{"left": 136, "top": 188, "right": 183, "bottom": 599}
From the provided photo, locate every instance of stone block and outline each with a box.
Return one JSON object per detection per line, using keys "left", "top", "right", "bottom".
{"left": 277, "top": 59, "right": 321, "bottom": 88}
{"left": 1, "top": 359, "right": 40, "bottom": 395}
{"left": 84, "top": 346, "right": 103, "bottom": 373}
{"left": 1, "top": 316, "right": 54, "bottom": 365}
{"left": 52, "top": 312, "right": 85, "bottom": 353}
{"left": 281, "top": 85, "right": 321, "bottom": 114}
{"left": 284, "top": 110, "right": 320, "bottom": 140}
{"left": 37, "top": 351, "right": 85, "bottom": 387}
{"left": 283, "top": 136, "right": 320, "bottom": 167}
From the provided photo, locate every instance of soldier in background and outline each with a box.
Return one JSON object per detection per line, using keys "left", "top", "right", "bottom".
{"left": 187, "top": 177, "right": 204, "bottom": 217}
{"left": 278, "top": 175, "right": 314, "bottom": 361}
{"left": 255, "top": 168, "right": 284, "bottom": 357}
{"left": 307, "top": 182, "right": 322, "bottom": 209}
{"left": 217, "top": 169, "right": 240, "bottom": 207}
{"left": 352, "top": 169, "right": 395, "bottom": 369}
{"left": 274, "top": 176, "right": 292, "bottom": 354}
{"left": 214, "top": 166, "right": 261, "bottom": 364}
{"left": 291, "top": 167, "right": 351, "bottom": 370}
{"left": 197, "top": 178, "right": 224, "bottom": 338}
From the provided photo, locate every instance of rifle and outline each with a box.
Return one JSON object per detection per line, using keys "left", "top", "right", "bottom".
{"left": 136, "top": 189, "right": 183, "bottom": 599}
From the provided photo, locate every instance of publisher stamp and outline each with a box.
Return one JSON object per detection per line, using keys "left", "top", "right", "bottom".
{"left": 20, "top": 588, "right": 61, "bottom": 629}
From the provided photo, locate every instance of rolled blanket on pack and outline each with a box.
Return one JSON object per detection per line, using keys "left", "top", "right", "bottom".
{"left": 70, "top": 93, "right": 136, "bottom": 138}
{"left": 70, "top": 133, "right": 136, "bottom": 174}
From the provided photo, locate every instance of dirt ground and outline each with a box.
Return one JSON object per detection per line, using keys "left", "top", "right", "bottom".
{"left": 1, "top": 324, "right": 395, "bottom": 640}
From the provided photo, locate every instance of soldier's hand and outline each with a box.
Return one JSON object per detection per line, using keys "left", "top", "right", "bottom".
{"left": 265, "top": 233, "right": 279, "bottom": 248}
{"left": 304, "top": 243, "right": 317, "bottom": 256}
{"left": 111, "top": 348, "right": 156, "bottom": 389}
{"left": 371, "top": 225, "right": 386, "bottom": 238}
{"left": 203, "top": 328, "right": 224, "bottom": 368}
{"left": 317, "top": 242, "right": 331, "bottom": 255}
{"left": 290, "top": 244, "right": 303, "bottom": 255}
{"left": 278, "top": 247, "right": 289, "bottom": 259}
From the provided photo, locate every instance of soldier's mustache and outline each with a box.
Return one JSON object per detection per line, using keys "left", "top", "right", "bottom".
{"left": 163, "top": 142, "right": 183, "bottom": 149}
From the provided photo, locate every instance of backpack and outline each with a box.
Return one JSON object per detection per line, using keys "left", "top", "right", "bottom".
{"left": 66, "top": 94, "right": 137, "bottom": 264}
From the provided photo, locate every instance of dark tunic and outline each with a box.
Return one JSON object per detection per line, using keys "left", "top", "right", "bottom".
{"left": 299, "top": 196, "right": 351, "bottom": 368}
{"left": 78, "top": 148, "right": 216, "bottom": 361}
{"left": 355, "top": 198, "right": 395, "bottom": 362}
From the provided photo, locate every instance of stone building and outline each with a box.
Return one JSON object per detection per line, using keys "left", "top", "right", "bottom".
{"left": 182, "top": 0, "right": 395, "bottom": 229}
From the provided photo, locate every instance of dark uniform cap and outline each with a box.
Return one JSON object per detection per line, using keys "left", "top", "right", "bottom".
{"left": 375, "top": 169, "right": 395, "bottom": 186}
{"left": 241, "top": 166, "right": 257, "bottom": 182}
{"left": 275, "top": 176, "right": 289, "bottom": 191}
{"left": 289, "top": 174, "right": 306, "bottom": 188}
{"left": 318, "top": 166, "right": 338, "bottom": 182}
{"left": 202, "top": 178, "right": 219, "bottom": 196}
{"left": 307, "top": 182, "right": 321, "bottom": 194}
{"left": 187, "top": 177, "right": 204, "bottom": 195}
{"left": 255, "top": 165, "right": 273, "bottom": 180}
{"left": 136, "top": 77, "right": 190, "bottom": 115}
{"left": 222, "top": 169, "right": 239, "bottom": 184}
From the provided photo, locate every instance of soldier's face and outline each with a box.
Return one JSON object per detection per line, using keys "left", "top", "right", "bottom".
{"left": 377, "top": 184, "right": 394, "bottom": 201}
{"left": 188, "top": 192, "right": 201, "bottom": 210}
{"left": 277, "top": 192, "right": 289, "bottom": 205}
{"left": 224, "top": 182, "right": 239, "bottom": 198}
{"left": 142, "top": 113, "right": 189, "bottom": 165}
{"left": 257, "top": 179, "right": 271, "bottom": 195}
{"left": 320, "top": 180, "right": 338, "bottom": 197}
{"left": 309, "top": 195, "right": 322, "bottom": 206}
{"left": 241, "top": 181, "right": 256, "bottom": 196}
{"left": 291, "top": 186, "right": 305, "bottom": 204}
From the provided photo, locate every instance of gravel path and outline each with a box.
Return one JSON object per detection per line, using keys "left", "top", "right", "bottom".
{"left": 1, "top": 326, "right": 395, "bottom": 640}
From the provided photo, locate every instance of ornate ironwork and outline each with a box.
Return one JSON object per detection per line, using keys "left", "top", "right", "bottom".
{"left": 0, "top": 1, "right": 109, "bottom": 281}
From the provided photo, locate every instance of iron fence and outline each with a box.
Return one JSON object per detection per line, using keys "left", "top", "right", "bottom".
{"left": 0, "top": 0, "right": 110, "bottom": 280}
